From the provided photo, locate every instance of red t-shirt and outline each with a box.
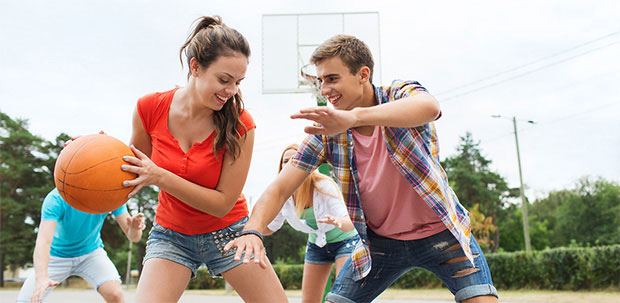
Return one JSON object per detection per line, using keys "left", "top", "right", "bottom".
{"left": 137, "top": 88, "right": 253, "bottom": 234}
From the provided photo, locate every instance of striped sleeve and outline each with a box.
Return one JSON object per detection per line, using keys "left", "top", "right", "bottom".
{"left": 289, "top": 134, "right": 326, "bottom": 173}
{"left": 388, "top": 79, "right": 428, "bottom": 101}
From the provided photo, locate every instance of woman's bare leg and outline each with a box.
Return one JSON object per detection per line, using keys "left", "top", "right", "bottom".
{"left": 334, "top": 256, "right": 349, "bottom": 278}
{"left": 222, "top": 261, "right": 287, "bottom": 303}
{"left": 300, "top": 262, "right": 333, "bottom": 303}
{"left": 134, "top": 258, "right": 191, "bottom": 303}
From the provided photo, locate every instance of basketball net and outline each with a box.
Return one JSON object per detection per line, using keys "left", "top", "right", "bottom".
{"left": 300, "top": 64, "right": 334, "bottom": 178}
{"left": 300, "top": 64, "right": 327, "bottom": 106}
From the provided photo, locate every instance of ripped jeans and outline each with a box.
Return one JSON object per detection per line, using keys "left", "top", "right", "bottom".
{"left": 326, "top": 228, "right": 498, "bottom": 303}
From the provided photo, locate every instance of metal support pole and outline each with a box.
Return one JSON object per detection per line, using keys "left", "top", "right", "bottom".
{"left": 125, "top": 241, "right": 132, "bottom": 288}
{"left": 512, "top": 117, "right": 532, "bottom": 252}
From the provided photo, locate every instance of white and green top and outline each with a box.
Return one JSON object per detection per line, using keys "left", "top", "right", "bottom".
{"left": 267, "top": 180, "right": 357, "bottom": 247}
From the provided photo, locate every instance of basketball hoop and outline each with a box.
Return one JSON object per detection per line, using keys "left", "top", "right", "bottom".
{"left": 300, "top": 64, "right": 327, "bottom": 106}
{"left": 262, "top": 12, "right": 381, "bottom": 94}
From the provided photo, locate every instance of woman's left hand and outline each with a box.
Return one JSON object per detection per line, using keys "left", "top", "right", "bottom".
{"left": 121, "top": 145, "right": 163, "bottom": 198}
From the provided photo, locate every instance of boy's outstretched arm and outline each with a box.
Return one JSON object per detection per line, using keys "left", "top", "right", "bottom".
{"left": 292, "top": 91, "right": 440, "bottom": 136}
{"left": 115, "top": 212, "right": 145, "bottom": 243}
{"left": 224, "top": 164, "right": 311, "bottom": 268}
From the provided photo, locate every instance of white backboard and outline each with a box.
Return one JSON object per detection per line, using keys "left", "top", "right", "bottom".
{"left": 262, "top": 12, "right": 381, "bottom": 94}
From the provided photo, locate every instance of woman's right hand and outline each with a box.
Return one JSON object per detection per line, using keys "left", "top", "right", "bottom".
{"left": 121, "top": 145, "right": 164, "bottom": 198}
{"left": 31, "top": 277, "right": 59, "bottom": 303}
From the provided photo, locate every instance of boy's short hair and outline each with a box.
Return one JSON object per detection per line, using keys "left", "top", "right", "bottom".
{"left": 310, "top": 35, "right": 374, "bottom": 83}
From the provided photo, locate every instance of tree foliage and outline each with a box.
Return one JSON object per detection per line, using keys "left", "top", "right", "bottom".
{"left": 0, "top": 112, "right": 68, "bottom": 285}
{"left": 441, "top": 132, "right": 514, "bottom": 252}
{"left": 528, "top": 177, "right": 620, "bottom": 248}
{"left": 441, "top": 133, "right": 619, "bottom": 253}
{"left": 264, "top": 223, "right": 307, "bottom": 264}
{"left": 2, "top": 107, "right": 617, "bottom": 290}
{"left": 102, "top": 185, "right": 159, "bottom": 279}
{"left": 468, "top": 203, "right": 496, "bottom": 251}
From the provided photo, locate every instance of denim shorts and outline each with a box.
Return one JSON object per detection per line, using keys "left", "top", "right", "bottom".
{"left": 16, "top": 247, "right": 120, "bottom": 302}
{"left": 144, "top": 217, "right": 248, "bottom": 278}
{"left": 305, "top": 235, "right": 360, "bottom": 264}
{"left": 326, "top": 228, "right": 498, "bottom": 303}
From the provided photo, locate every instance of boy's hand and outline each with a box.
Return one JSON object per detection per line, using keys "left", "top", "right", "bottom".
{"left": 127, "top": 213, "right": 146, "bottom": 231}
{"left": 31, "top": 277, "right": 59, "bottom": 303}
{"left": 291, "top": 106, "right": 357, "bottom": 136}
{"left": 223, "top": 233, "right": 269, "bottom": 269}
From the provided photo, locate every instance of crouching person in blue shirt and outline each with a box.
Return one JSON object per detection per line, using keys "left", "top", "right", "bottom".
{"left": 16, "top": 188, "right": 145, "bottom": 303}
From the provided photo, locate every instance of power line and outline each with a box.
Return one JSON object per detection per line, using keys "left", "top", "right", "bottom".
{"left": 436, "top": 29, "right": 620, "bottom": 96}
{"left": 440, "top": 39, "right": 620, "bottom": 103}
{"left": 482, "top": 100, "right": 620, "bottom": 144}
{"left": 540, "top": 100, "right": 620, "bottom": 126}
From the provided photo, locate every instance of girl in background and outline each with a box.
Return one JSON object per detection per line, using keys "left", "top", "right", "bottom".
{"left": 264, "top": 144, "right": 359, "bottom": 303}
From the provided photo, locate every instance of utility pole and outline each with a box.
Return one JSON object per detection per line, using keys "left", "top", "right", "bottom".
{"left": 492, "top": 115, "right": 533, "bottom": 251}
{"left": 125, "top": 241, "right": 132, "bottom": 288}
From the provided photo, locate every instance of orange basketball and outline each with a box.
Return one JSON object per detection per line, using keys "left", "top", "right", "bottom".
{"left": 53, "top": 134, "right": 137, "bottom": 214}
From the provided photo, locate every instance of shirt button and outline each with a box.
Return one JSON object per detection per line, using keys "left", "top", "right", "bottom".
{"left": 348, "top": 141, "right": 354, "bottom": 147}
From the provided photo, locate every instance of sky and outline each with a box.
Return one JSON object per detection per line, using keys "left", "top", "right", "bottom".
{"left": 1, "top": 0, "right": 619, "bottom": 207}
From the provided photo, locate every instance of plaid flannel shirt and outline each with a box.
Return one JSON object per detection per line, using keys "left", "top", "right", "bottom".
{"left": 290, "top": 80, "right": 473, "bottom": 281}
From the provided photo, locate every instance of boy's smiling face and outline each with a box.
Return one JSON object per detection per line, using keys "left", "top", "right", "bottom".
{"left": 316, "top": 56, "right": 366, "bottom": 111}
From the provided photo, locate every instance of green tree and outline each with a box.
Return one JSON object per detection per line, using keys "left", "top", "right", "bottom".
{"left": 496, "top": 204, "right": 524, "bottom": 251}
{"left": 497, "top": 202, "right": 552, "bottom": 252}
{"left": 0, "top": 112, "right": 59, "bottom": 286}
{"left": 102, "top": 185, "right": 159, "bottom": 279}
{"left": 468, "top": 203, "right": 496, "bottom": 251}
{"left": 41, "top": 133, "right": 72, "bottom": 184}
{"left": 128, "top": 185, "right": 158, "bottom": 276}
{"left": 527, "top": 189, "right": 570, "bottom": 248}
{"left": 264, "top": 223, "right": 307, "bottom": 264}
{"left": 554, "top": 177, "right": 618, "bottom": 247}
{"left": 441, "top": 132, "right": 513, "bottom": 252}
{"left": 526, "top": 176, "right": 619, "bottom": 249}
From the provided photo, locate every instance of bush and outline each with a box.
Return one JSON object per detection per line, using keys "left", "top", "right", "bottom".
{"left": 273, "top": 264, "right": 304, "bottom": 289}
{"left": 487, "top": 245, "right": 619, "bottom": 290}
{"left": 184, "top": 245, "right": 619, "bottom": 290}
{"left": 186, "top": 268, "right": 226, "bottom": 289}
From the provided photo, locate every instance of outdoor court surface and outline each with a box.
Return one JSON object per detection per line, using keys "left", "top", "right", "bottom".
{"left": 0, "top": 289, "right": 453, "bottom": 303}
{"left": 2, "top": 288, "right": 619, "bottom": 303}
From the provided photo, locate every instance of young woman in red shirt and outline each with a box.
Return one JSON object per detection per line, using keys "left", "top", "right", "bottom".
{"left": 121, "top": 16, "right": 287, "bottom": 302}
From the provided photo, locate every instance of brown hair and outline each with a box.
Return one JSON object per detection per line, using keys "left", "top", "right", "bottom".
{"left": 179, "top": 16, "right": 251, "bottom": 160}
{"left": 279, "top": 144, "right": 342, "bottom": 217}
{"left": 310, "top": 34, "right": 374, "bottom": 83}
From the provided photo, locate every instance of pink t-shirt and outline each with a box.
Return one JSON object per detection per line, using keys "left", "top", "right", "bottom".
{"left": 352, "top": 125, "right": 446, "bottom": 240}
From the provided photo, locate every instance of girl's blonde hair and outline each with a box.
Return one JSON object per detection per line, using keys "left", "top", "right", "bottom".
{"left": 279, "top": 144, "right": 342, "bottom": 217}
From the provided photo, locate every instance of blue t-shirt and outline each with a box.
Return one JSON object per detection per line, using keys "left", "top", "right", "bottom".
{"left": 41, "top": 188, "right": 127, "bottom": 258}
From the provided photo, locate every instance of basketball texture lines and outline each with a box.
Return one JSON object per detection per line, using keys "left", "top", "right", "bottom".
{"left": 54, "top": 134, "right": 136, "bottom": 213}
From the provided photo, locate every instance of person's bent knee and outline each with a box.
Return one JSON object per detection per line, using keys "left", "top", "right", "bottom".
{"left": 98, "top": 280, "right": 125, "bottom": 303}
{"left": 102, "top": 289, "right": 124, "bottom": 303}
